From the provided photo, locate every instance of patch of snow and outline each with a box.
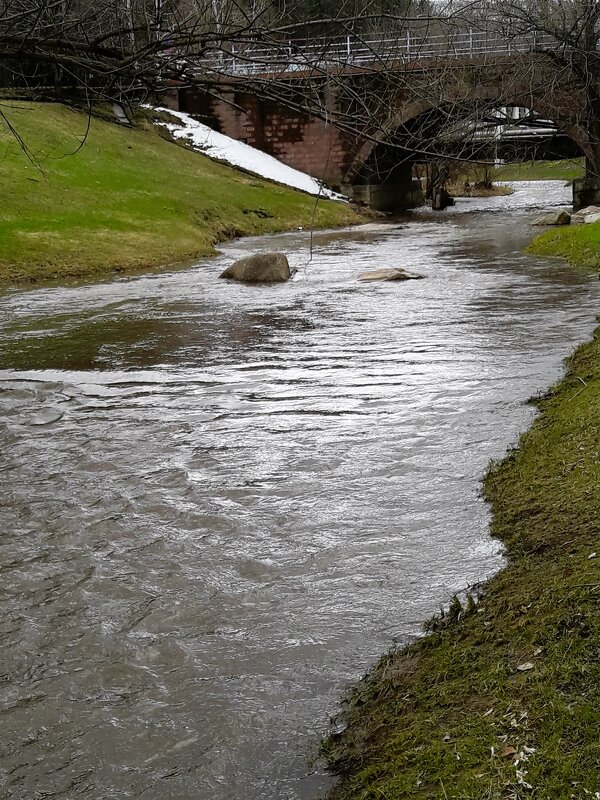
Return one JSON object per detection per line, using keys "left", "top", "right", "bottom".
{"left": 148, "top": 106, "right": 347, "bottom": 201}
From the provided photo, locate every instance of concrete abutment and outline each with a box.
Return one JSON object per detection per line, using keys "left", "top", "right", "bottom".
{"left": 573, "top": 175, "right": 600, "bottom": 212}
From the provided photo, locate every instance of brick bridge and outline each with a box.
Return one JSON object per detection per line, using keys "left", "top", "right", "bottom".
{"left": 166, "top": 33, "right": 590, "bottom": 210}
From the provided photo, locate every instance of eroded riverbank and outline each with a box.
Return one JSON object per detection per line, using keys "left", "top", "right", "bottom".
{"left": 0, "top": 182, "right": 598, "bottom": 800}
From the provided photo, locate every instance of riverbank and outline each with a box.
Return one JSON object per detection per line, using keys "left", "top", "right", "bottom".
{"left": 495, "top": 158, "right": 584, "bottom": 182}
{"left": 448, "top": 179, "right": 512, "bottom": 198}
{"left": 436, "top": 158, "right": 583, "bottom": 200}
{"left": 0, "top": 102, "right": 361, "bottom": 287}
{"left": 324, "top": 288, "right": 600, "bottom": 792}
{"left": 528, "top": 222, "right": 600, "bottom": 269}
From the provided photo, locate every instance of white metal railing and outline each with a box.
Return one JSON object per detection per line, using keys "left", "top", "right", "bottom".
{"left": 184, "top": 29, "right": 557, "bottom": 78}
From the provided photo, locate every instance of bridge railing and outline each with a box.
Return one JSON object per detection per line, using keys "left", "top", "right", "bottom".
{"left": 187, "top": 29, "right": 557, "bottom": 78}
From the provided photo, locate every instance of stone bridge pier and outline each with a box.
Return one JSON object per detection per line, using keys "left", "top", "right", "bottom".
{"left": 347, "top": 160, "right": 423, "bottom": 211}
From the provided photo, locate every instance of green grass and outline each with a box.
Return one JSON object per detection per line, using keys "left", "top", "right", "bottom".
{"left": 494, "top": 158, "right": 584, "bottom": 182}
{"left": 528, "top": 222, "right": 600, "bottom": 269}
{"left": 0, "top": 102, "right": 361, "bottom": 285}
{"left": 323, "top": 331, "right": 600, "bottom": 797}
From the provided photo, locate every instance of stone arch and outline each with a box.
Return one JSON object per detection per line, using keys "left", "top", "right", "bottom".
{"left": 341, "top": 69, "right": 588, "bottom": 210}
{"left": 344, "top": 99, "right": 435, "bottom": 184}
{"left": 345, "top": 93, "right": 586, "bottom": 191}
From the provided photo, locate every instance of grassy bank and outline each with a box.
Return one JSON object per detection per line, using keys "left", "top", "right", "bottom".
{"left": 0, "top": 102, "right": 361, "bottom": 286}
{"left": 438, "top": 158, "right": 582, "bottom": 198}
{"left": 528, "top": 223, "right": 600, "bottom": 270}
{"left": 494, "top": 158, "right": 584, "bottom": 182}
{"left": 447, "top": 179, "right": 512, "bottom": 198}
{"left": 323, "top": 296, "right": 600, "bottom": 792}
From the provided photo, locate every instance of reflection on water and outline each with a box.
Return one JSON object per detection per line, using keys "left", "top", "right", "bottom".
{"left": 0, "top": 182, "right": 597, "bottom": 800}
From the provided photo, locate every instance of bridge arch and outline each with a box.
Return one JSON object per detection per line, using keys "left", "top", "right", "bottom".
{"left": 341, "top": 86, "right": 588, "bottom": 211}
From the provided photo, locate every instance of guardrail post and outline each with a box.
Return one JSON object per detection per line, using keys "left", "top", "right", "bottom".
{"left": 406, "top": 30, "right": 411, "bottom": 57}
{"left": 346, "top": 35, "right": 351, "bottom": 61}
{"left": 231, "top": 43, "right": 236, "bottom": 70}
{"left": 469, "top": 27, "right": 473, "bottom": 55}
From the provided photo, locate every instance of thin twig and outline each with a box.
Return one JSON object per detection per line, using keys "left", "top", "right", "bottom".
{"left": 569, "top": 376, "right": 589, "bottom": 402}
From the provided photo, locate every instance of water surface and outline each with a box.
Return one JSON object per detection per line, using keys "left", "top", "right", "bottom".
{"left": 0, "top": 182, "right": 597, "bottom": 799}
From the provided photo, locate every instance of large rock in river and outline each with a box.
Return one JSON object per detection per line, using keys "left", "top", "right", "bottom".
{"left": 532, "top": 211, "right": 571, "bottom": 226}
{"left": 220, "top": 252, "right": 292, "bottom": 283}
{"left": 358, "top": 268, "right": 423, "bottom": 282}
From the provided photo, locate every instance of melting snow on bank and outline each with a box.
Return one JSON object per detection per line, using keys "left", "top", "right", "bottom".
{"left": 149, "top": 107, "right": 346, "bottom": 201}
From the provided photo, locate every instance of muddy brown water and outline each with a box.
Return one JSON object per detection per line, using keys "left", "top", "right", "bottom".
{"left": 1, "top": 182, "right": 598, "bottom": 799}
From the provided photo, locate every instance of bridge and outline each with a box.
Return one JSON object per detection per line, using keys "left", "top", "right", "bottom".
{"left": 164, "top": 30, "right": 591, "bottom": 210}
{"left": 189, "top": 29, "right": 558, "bottom": 77}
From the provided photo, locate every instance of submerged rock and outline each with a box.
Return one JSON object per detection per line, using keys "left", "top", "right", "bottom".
{"left": 358, "top": 268, "right": 424, "bottom": 282}
{"left": 532, "top": 211, "right": 571, "bottom": 226}
{"left": 220, "top": 252, "right": 291, "bottom": 283}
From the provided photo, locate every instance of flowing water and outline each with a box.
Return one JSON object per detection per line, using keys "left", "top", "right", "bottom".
{"left": 1, "top": 182, "right": 598, "bottom": 800}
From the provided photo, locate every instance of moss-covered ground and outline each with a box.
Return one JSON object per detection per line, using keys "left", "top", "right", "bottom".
{"left": 0, "top": 102, "right": 361, "bottom": 286}
{"left": 323, "top": 239, "right": 600, "bottom": 797}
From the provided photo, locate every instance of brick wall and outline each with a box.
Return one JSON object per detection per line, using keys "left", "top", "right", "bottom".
{"left": 180, "top": 87, "right": 353, "bottom": 189}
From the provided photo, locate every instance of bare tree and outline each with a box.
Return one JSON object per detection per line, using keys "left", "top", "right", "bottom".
{"left": 462, "top": 0, "right": 600, "bottom": 204}
{"left": 0, "top": 0, "right": 429, "bottom": 102}
{"left": 1, "top": 0, "right": 591, "bottom": 208}
{"left": 0, "top": 0, "right": 281, "bottom": 105}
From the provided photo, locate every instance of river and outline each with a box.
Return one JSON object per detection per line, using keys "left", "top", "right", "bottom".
{"left": 0, "top": 181, "right": 598, "bottom": 800}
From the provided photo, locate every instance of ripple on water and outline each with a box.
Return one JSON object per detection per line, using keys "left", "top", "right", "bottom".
{"left": 0, "top": 182, "right": 598, "bottom": 799}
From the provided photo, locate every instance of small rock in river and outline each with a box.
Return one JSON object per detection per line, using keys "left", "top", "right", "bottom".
{"left": 358, "top": 268, "right": 424, "bottom": 282}
{"left": 30, "top": 409, "right": 64, "bottom": 426}
{"left": 571, "top": 205, "right": 600, "bottom": 225}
